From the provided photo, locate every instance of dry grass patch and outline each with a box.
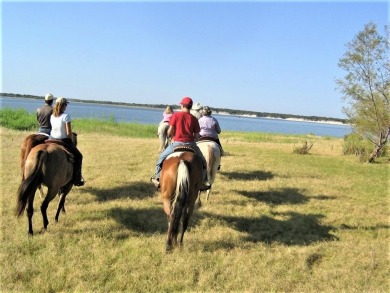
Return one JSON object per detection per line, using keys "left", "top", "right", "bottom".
{"left": 1, "top": 127, "right": 388, "bottom": 292}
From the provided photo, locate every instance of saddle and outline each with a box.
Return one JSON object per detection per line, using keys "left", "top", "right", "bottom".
{"left": 198, "top": 136, "right": 217, "bottom": 142}
{"left": 197, "top": 137, "right": 223, "bottom": 154}
{"left": 45, "top": 139, "right": 74, "bottom": 161}
{"left": 173, "top": 145, "right": 196, "bottom": 153}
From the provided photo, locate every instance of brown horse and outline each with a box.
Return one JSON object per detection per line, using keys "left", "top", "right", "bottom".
{"left": 20, "top": 133, "right": 50, "bottom": 177}
{"left": 16, "top": 141, "right": 76, "bottom": 235}
{"left": 160, "top": 150, "right": 203, "bottom": 252}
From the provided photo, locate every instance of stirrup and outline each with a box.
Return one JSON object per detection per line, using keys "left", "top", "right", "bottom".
{"left": 200, "top": 181, "right": 211, "bottom": 191}
{"left": 150, "top": 176, "right": 160, "bottom": 188}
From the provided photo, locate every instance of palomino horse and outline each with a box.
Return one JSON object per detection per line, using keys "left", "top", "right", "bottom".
{"left": 16, "top": 140, "right": 77, "bottom": 235}
{"left": 157, "top": 122, "right": 171, "bottom": 152}
{"left": 160, "top": 149, "right": 203, "bottom": 252}
{"left": 196, "top": 140, "right": 222, "bottom": 205}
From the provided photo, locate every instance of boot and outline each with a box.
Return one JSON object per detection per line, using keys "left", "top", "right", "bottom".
{"left": 200, "top": 180, "right": 211, "bottom": 191}
{"left": 73, "top": 177, "right": 85, "bottom": 187}
{"left": 73, "top": 163, "right": 85, "bottom": 186}
{"left": 150, "top": 175, "right": 160, "bottom": 188}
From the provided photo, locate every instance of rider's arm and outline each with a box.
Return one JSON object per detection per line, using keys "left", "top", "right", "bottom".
{"left": 167, "top": 126, "right": 175, "bottom": 138}
{"left": 65, "top": 122, "right": 72, "bottom": 138}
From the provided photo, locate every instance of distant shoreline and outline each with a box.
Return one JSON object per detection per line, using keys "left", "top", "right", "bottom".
{"left": 216, "top": 111, "right": 348, "bottom": 125}
{"left": 0, "top": 93, "right": 349, "bottom": 125}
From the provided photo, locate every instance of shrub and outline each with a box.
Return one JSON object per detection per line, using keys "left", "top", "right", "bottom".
{"left": 0, "top": 108, "right": 36, "bottom": 130}
{"left": 293, "top": 141, "right": 313, "bottom": 154}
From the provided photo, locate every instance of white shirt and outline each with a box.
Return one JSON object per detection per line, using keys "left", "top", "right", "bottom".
{"left": 50, "top": 113, "right": 71, "bottom": 139}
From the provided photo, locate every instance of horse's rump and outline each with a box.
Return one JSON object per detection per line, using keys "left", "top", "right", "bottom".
{"left": 160, "top": 151, "right": 203, "bottom": 251}
{"left": 196, "top": 140, "right": 221, "bottom": 201}
{"left": 20, "top": 133, "right": 49, "bottom": 170}
{"left": 25, "top": 144, "right": 73, "bottom": 187}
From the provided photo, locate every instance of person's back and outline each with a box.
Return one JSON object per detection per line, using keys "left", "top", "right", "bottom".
{"left": 198, "top": 106, "right": 223, "bottom": 153}
{"left": 50, "top": 97, "right": 85, "bottom": 186}
{"left": 151, "top": 97, "right": 210, "bottom": 190}
{"left": 36, "top": 93, "right": 54, "bottom": 135}
{"left": 170, "top": 111, "right": 199, "bottom": 142}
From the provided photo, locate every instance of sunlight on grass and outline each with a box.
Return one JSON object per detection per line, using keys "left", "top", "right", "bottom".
{"left": 1, "top": 125, "right": 388, "bottom": 292}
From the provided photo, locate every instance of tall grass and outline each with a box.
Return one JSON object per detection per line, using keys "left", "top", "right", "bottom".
{"left": 0, "top": 108, "right": 36, "bottom": 130}
{"left": 0, "top": 113, "right": 389, "bottom": 292}
{"left": 0, "top": 108, "right": 158, "bottom": 138}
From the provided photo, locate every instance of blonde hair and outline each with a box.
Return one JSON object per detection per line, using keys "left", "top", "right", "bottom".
{"left": 53, "top": 97, "right": 68, "bottom": 117}
{"left": 164, "top": 106, "right": 173, "bottom": 114}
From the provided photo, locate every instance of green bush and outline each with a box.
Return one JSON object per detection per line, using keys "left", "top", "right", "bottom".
{"left": 0, "top": 108, "right": 36, "bottom": 130}
{"left": 343, "top": 133, "right": 373, "bottom": 161}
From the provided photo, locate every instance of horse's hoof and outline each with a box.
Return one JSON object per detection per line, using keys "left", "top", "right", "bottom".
{"left": 39, "top": 228, "right": 47, "bottom": 234}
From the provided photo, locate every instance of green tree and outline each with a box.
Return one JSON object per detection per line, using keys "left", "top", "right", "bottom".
{"left": 337, "top": 22, "right": 389, "bottom": 162}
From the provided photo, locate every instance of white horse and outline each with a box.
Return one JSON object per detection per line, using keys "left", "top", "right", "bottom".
{"left": 157, "top": 122, "right": 171, "bottom": 153}
{"left": 196, "top": 140, "right": 221, "bottom": 205}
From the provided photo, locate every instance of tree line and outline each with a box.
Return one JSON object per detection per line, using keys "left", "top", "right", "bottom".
{"left": 0, "top": 92, "right": 347, "bottom": 124}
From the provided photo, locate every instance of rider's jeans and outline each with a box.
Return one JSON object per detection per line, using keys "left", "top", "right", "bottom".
{"left": 154, "top": 141, "right": 207, "bottom": 181}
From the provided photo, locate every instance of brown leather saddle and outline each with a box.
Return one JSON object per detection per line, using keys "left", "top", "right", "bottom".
{"left": 45, "top": 139, "right": 74, "bottom": 161}
{"left": 173, "top": 145, "right": 196, "bottom": 153}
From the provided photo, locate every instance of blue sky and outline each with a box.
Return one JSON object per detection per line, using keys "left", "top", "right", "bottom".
{"left": 1, "top": 0, "right": 388, "bottom": 118}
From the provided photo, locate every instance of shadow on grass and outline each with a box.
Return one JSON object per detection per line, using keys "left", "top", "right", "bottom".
{"left": 108, "top": 206, "right": 337, "bottom": 247}
{"left": 80, "top": 182, "right": 157, "bottom": 201}
{"left": 108, "top": 206, "right": 167, "bottom": 235}
{"left": 202, "top": 211, "right": 338, "bottom": 247}
{"left": 237, "top": 187, "right": 309, "bottom": 205}
{"left": 219, "top": 170, "right": 274, "bottom": 180}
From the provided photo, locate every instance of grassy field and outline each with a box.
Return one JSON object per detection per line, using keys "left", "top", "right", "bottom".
{"left": 0, "top": 124, "right": 389, "bottom": 292}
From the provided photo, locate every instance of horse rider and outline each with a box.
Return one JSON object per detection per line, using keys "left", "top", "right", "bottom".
{"left": 21, "top": 93, "right": 55, "bottom": 166}
{"left": 37, "top": 93, "right": 54, "bottom": 135}
{"left": 157, "top": 105, "right": 174, "bottom": 136}
{"left": 190, "top": 102, "right": 203, "bottom": 119}
{"left": 50, "top": 97, "right": 85, "bottom": 186}
{"left": 198, "top": 106, "right": 224, "bottom": 154}
{"left": 151, "top": 96, "right": 211, "bottom": 191}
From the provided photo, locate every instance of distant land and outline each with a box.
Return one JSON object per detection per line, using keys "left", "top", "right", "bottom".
{"left": 0, "top": 93, "right": 348, "bottom": 124}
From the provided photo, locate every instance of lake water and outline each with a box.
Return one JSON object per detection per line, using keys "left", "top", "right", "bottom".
{"left": 0, "top": 97, "right": 352, "bottom": 138}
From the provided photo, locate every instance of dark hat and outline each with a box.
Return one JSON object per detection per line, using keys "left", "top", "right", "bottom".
{"left": 203, "top": 106, "right": 212, "bottom": 116}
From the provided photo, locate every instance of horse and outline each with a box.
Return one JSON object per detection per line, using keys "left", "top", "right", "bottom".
{"left": 196, "top": 140, "right": 222, "bottom": 205}
{"left": 20, "top": 133, "right": 50, "bottom": 177}
{"left": 19, "top": 132, "right": 77, "bottom": 198}
{"left": 16, "top": 139, "right": 77, "bottom": 235}
{"left": 157, "top": 122, "right": 171, "bottom": 152}
{"left": 160, "top": 149, "right": 203, "bottom": 252}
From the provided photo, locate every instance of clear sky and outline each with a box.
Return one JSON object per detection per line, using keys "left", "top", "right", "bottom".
{"left": 1, "top": 0, "right": 388, "bottom": 118}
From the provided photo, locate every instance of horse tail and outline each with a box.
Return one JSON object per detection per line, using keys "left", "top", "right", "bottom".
{"left": 16, "top": 150, "right": 46, "bottom": 217}
{"left": 170, "top": 160, "right": 190, "bottom": 233}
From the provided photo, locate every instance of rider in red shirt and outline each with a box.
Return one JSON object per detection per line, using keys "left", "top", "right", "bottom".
{"left": 151, "top": 97, "right": 210, "bottom": 190}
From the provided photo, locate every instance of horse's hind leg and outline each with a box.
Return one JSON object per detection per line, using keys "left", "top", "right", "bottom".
{"left": 179, "top": 204, "right": 195, "bottom": 246}
{"left": 40, "top": 188, "right": 57, "bottom": 231}
{"left": 55, "top": 185, "right": 72, "bottom": 222}
{"left": 26, "top": 194, "right": 35, "bottom": 235}
{"left": 55, "top": 194, "right": 66, "bottom": 222}
{"left": 197, "top": 191, "right": 202, "bottom": 207}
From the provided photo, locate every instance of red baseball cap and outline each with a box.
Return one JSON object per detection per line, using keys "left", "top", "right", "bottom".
{"left": 179, "top": 96, "right": 193, "bottom": 106}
